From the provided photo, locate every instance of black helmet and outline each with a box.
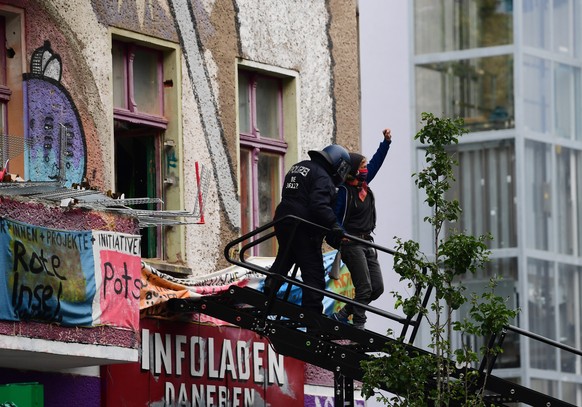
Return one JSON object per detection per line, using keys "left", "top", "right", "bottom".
{"left": 308, "top": 144, "right": 351, "bottom": 184}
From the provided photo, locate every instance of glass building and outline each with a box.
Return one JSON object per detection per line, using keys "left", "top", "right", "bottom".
{"left": 412, "top": 0, "right": 582, "bottom": 403}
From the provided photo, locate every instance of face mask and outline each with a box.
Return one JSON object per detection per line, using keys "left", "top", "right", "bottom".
{"left": 356, "top": 168, "right": 368, "bottom": 182}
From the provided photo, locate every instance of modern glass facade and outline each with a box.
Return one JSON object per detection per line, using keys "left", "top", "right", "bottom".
{"left": 412, "top": 0, "right": 582, "bottom": 403}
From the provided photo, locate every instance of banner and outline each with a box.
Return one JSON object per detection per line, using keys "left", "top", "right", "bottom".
{"left": 0, "top": 218, "right": 141, "bottom": 329}
{"left": 92, "top": 230, "right": 142, "bottom": 330}
{"left": 103, "top": 319, "right": 305, "bottom": 406}
{"left": 0, "top": 215, "right": 352, "bottom": 330}
{"left": 140, "top": 258, "right": 267, "bottom": 324}
{"left": 140, "top": 251, "right": 356, "bottom": 324}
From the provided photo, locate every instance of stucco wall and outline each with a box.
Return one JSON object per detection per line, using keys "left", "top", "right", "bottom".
{"left": 185, "top": 0, "right": 360, "bottom": 271}
{"left": 3, "top": 0, "right": 360, "bottom": 275}
{"left": 0, "top": 0, "right": 362, "bottom": 397}
{"left": 237, "top": 0, "right": 334, "bottom": 157}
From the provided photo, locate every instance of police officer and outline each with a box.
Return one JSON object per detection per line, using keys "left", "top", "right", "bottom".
{"left": 265, "top": 144, "right": 351, "bottom": 314}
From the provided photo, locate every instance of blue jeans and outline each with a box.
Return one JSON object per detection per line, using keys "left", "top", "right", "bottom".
{"left": 340, "top": 240, "right": 384, "bottom": 326}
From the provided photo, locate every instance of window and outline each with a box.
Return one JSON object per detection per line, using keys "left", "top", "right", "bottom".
{"left": 525, "top": 140, "right": 552, "bottom": 251}
{"left": 523, "top": 55, "right": 551, "bottom": 134}
{"left": 239, "top": 70, "right": 287, "bottom": 257}
{"left": 556, "top": 147, "right": 582, "bottom": 255}
{"left": 112, "top": 41, "right": 166, "bottom": 127}
{"left": 0, "top": 16, "right": 9, "bottom": 138}
{"left": 414, "top": 0, "right": 513, "bottom": 54}
{"left": 456, "top": 257, "right": 520, "bottom": 369}
{"left": 554, "top": 63, "right": 581, "bottom": 140}
{"left": 528, "top": 258, "right": 556, "bottom": 370}
{"left": 524, "top": 0, "right": 581, "bottom": 57}
{"left": 558, "top": 264, "right": 582, "bottom": 375}
{"left": 523, "top": 55, "right": 582, "bottom": 139}
{"left": 112, "top": 40, "right": 167, "bottom": 259}
{"left": 523, "top": 0, "right": 550, "bottom": 50}
{"left": 0, "top": 8, "right": 24, "bottom": 176}
{"left": 416, "top": 55, "right": 514, "bottom": 132}
{"left": 446, "top": 141, "right": 517, "bottom": 249}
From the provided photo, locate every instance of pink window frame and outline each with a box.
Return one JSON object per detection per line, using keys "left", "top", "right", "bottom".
{"left": 0, "top": 17, "right": 11, "bottom": 142}
{"left": 113, "top": 41, "right": 168, "bottom": 129}
{"left": 239, "top": 71, "right": 287, "bottom": 253}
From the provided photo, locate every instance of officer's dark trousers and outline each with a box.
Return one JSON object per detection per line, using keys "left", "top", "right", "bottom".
{"left": 269, "top": 221, "right": 326, "bottom": 314}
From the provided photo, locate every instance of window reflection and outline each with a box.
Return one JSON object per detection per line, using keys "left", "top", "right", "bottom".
{"left": 416, "top": 55, "right": 514, "bottom": 132}
{"left": 556, "top": 147, "right": 582, "bottom": 255}
{"left": 554, "top": 63, "right": 581, "bottom": 140}
{"left": 446, "top": 141, "right": 517, "bottom": 249}
{"left": 525, "top": 141, "right": 552, "bottom": 250}
{"left": 558, "top": 264, "right": 582, "bottom": 375}
{"left": 414, "top": 0, "right": 513, "bottom": 54}
{"left": 528, "top": 258, "right": 557, "bottom": 370}
{"left": 523, "top": 56, "right": 551, "bottom": 134}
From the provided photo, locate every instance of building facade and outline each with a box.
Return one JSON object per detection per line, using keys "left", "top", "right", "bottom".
{"left": 408, "top": 0, "right": 582, "bottom": 404}
{"left": 0, "top": 1, "right": 362, "bottom": 406}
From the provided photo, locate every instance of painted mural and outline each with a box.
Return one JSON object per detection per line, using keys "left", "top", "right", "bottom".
{"left": 168, "top": 0, "right": 240, "bottom": 229}
{"left": 23, "top": 41, "right": 87, "bottom": 187}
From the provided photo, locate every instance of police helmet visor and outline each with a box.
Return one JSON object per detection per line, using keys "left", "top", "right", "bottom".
{"left": 335, "top": 158, "right": 351, "bottom": 182}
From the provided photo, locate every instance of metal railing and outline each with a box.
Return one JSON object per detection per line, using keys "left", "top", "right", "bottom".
{"left": 224, "top": 214, "right": 430, "bottom": 344}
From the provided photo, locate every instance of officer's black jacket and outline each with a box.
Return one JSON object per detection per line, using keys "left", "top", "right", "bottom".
{"left": 274, "top": 159, "right": 337, "bottom": 233}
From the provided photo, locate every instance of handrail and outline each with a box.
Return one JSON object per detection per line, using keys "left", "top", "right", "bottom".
{"left": 507, "top": 324, "right": 582, "bottom": 357}
{"left": 217, "top": 215, "right": 582, "bottom": 406}
{"left": 224, "top": 214, "right": 424, "bottom": 342}
{"left": 225, "top": 214, "right": 582, "bottom": 360}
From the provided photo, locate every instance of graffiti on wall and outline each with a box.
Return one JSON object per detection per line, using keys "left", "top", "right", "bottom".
{"left": 0, "top": 218, "right": 141, "bottom": 329}
{"left": 91, "top": 1, "right": 245, "bottom": 229}
{"left": 168, "top": 0, "right": 240, "bottom": 229}
{"left": 23, "top": 41, "right": 87, "bottom": 187}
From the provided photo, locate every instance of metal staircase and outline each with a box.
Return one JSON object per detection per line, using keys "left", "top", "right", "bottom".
{"left": 168, "top": 215, "right": 581, "bottom": 407}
